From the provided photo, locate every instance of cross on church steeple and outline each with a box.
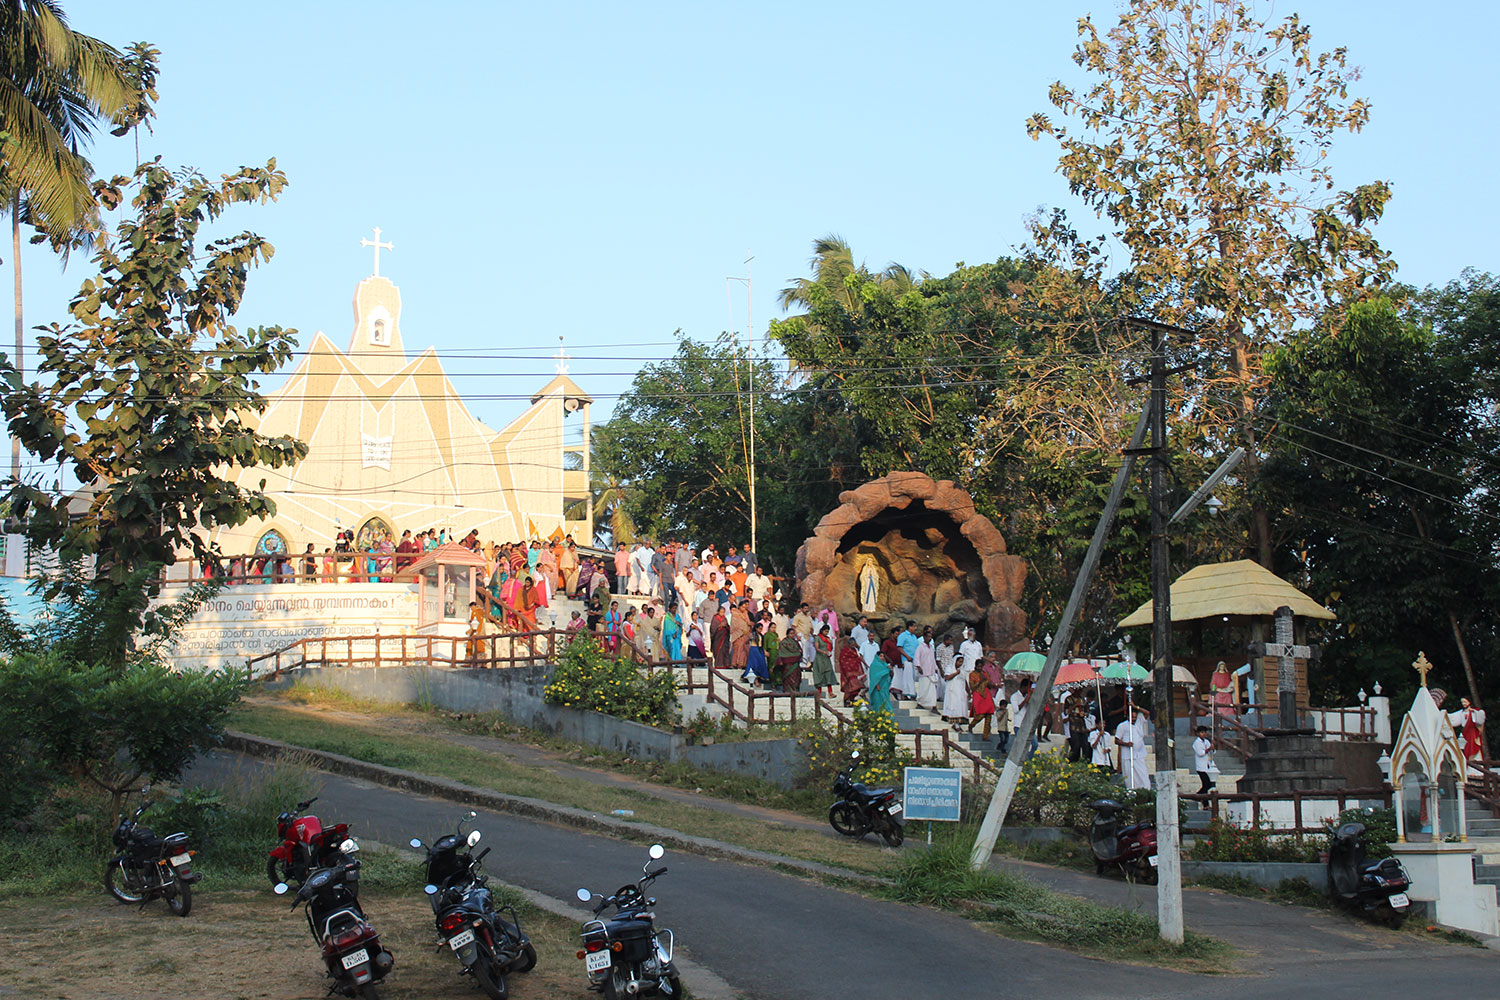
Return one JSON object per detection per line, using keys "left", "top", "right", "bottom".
{"left": 555, "top": 335, "right": 570, "bottom": 375}
{"left": 360, "top": 227, "right": 394, "bottom": 277}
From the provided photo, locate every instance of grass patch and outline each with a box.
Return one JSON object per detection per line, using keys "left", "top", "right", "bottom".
{"left": 992, "top": 835, "right": 1097, "bottom": 873}
{"left": 0, "top": 755, "right": 422, "bottom": 898}
{"left": 885, "top": 834, "right": 1230, "bottom": 969}
{"left": 232, "top": 699, "right": 903, "bottom": 878}
{"left": 1190, "top": 873, "right": 1331, "bottom": 909}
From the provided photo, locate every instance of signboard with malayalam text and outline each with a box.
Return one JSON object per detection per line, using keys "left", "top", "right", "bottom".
{"left": 902, "top": 766, "right": 963, "bottom": 822}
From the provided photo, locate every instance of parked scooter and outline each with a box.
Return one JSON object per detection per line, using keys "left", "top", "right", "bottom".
{"left": 827, "top": 751, "right": 905, "bottom": 847}
{"left": 411, "top": 812, "right": 536, "bottom": 1000}
{"left": 1088, "top": 798, "right": 1158, "bottom": 883}
{"left": 575, "top": 844, "right": 682, "bottom": 999}
{"left": 1327, "top": 819, "right": 1412, "bottom": 928}
{"left": 106, "top": 787, "right": 201, "bottom": 916}
{"left": 274, "top": 841, "right": 394, "bottom": 1000}
{"left": 268, "top": 795, "right": 353, "bottom": 888}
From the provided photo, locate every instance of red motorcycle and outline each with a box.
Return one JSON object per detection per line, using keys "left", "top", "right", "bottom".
{"left": 1089, "top": 798, "right": 1158, "bottom": 883}
{"left": 269, "top": 796, "right": 352, "bottom": 888}
{"left": 274, "top": 847, "right": 394, "bottom": 1000}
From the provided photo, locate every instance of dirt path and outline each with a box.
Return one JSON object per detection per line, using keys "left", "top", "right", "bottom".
{"left": 0, "top": 887, "right": 580, "bottom": 1000}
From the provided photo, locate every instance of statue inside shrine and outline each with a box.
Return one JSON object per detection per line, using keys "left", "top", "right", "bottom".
{"left": 857, "top": 556, "right": 880, "bottom": 614}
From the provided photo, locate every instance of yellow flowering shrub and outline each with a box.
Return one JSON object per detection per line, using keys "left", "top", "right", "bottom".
{"left": 800, "top": 705, "right": 913, "bottom": 789}
{"left": 543, "top": 636, "right": 678, "bottom": 728}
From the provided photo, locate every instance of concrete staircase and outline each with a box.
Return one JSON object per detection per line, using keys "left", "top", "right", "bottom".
{"left": 1467, "top": 800, "right": 1500, "bottom": 891}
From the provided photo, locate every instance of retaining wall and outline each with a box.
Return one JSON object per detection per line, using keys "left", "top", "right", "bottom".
{"left": 260, "top": 665, "right": 804, "bottom": 788}
{"left": 1182, "top": 860, "right": 1329, "bottom": 892}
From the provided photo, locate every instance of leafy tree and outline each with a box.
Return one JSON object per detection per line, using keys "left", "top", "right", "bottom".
{"left": 1025, "top": 0, "right": 1395, "bottom": 565}
{"left": 594, "top": 333, "right": 838, "bottom": 574}
{"left": 565, "top": 464, "right": 636, "bottom": 548}
{"left": 0, "top": 0, "right": 135, "bottom": 477}
{"left": 1261, "top": 296, "right": 1500, "bottom": 710}
{"left": 0, "top": 567, "right": 244, "bottom": 821}
{"left": 0, "top": 158, "right": 308, "bottom": 637}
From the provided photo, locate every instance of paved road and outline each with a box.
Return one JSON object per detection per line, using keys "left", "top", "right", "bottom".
{"left": 194, "top": 752, "right": 1190, "bottom": 999}
{"left": 194, "top": 752, "right": 1495, "bottom": 999}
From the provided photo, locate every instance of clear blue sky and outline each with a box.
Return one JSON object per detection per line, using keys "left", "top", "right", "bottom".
{"left": 9, "top": 1, "right": 1497, "bottom": 451}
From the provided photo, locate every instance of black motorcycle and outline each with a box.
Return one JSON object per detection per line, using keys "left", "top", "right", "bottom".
{"left": 575, "top": 844, "right": 682, "bottom": 999}
{"left": 827, "top": 751, "right": 904, "bottom": 846}
{"left": 411, "top": 813, "right": 536, "bottom": 1000}
{"left": 106, "top": 787, "right": 201, "bottom": 917}
{"left": 274, "top": 844, "right": 395, "bottom": 1000}
{"left": 1328, "top": 819, "right": 1412, "bottom": 928}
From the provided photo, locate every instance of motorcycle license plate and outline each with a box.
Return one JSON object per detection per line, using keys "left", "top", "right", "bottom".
{"left": 340, "top": 948, "right": 369, "bottom": 970}
{"left": 169, "top": 854, "right": 191, "bottom": 867}
{"left": 449, "top": 928, "right": 475, "bottom": 950}
{"left": 1389, "top": 893, "right": 1410, "bottom": 909}
{"left": 888, "top": 802, "right": 903, "bottom": 814}
{"left": 1147, "top": 854, "right": 1159, "bottom": 866}
{"left": 586, "top": 950, "right": 612, "bottom": 974}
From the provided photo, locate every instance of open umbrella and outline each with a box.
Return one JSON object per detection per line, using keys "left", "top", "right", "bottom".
{"left": 1003, "top": 651, "right": 1046, "bottom": 675}
{"left": 1141, "top": 664, "right": 1200, "bottom": 688}
{"left": 1052, "top": 661, "right": 1101, "bottom": 690}
{"left": 1098, "top": 661, "right": 1150, "bottom": 684}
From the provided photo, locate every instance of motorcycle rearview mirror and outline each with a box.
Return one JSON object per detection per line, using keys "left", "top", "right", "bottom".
{"left": 648, "top": 844, "right": 665, "bottom": 860}
{"left": 576, "top": 888, "right": 592, "bottom": 903}
{"left": 409, "top": 838, "right": 424, "bottom": 849}
{"left": 466, "top": 830, "right": 482, "bottom": 848}
{"left": 273, "top": 882, "right": 289, "bottom": 895}
{"left": 424, "top": 884, "right": 439, "bottom": 896}
{"left": 340, "top": 838, "right": 359, "bottom": 853}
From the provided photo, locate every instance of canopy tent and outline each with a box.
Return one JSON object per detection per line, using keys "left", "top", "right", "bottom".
{"left": 1117, "top": 559, "right": 1335, "bottom": 628}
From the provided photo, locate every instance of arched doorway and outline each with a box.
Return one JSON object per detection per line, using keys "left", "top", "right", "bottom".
{"left": 356, "top": 516, "right": 393, "bottom": 552}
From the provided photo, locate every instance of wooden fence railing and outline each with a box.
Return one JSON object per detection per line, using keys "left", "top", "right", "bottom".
{"left": 1179, "top": 786, "right": 1393, "bottom": 836}
{"left": 246, "top": 626, "right": 1000, "bottom": 782}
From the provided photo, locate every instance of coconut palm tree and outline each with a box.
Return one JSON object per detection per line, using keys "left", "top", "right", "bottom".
{"left": 564, "top": 466, "right": 636, "bottom": 548}
{"left": 777, "top": 233, "right": 928, "bottom": 315}
{"left": 0, "top": 0, "right": 132, "bottom": 478}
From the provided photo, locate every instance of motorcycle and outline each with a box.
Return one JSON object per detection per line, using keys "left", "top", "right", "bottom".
{"left": 411, "top": 812, "right": 537, "bottom": 1000}
{"left": 274, "top": 841, "right": 395, "bottom": 1000}
{"left": 827, "top": 751, "right": 904, "bottom": 846}
{"left": 575, "top": 844, "right": 682, "bottom": 999}
{"left": 106, "top": 787, "right": 201, "bottom": 917}
{"left": 1327, "top": 819, "right": 1412, "bottom": 928}
{"left": 1088, "top": 798, "right": 1158, "bottom": 883}
{"left": 268, "top": 795, "right": 353, "bottom": 888}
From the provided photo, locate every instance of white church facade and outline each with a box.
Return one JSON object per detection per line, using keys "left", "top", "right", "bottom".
{"left": 197, "top": 237, "right": 594, "bottom": 569}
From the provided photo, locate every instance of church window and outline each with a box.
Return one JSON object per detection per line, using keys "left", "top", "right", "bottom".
{"left": 356, "top": 517, "right": 394, "bottom": 552}
{"left": 371, "top": 318, "right": 387, "bottom": 345}
{"left": 255, "top": 529, "right": 288, "bottom": 557}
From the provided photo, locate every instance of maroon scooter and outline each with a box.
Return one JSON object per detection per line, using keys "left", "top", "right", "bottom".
{"left": 275, "top": 848, "right": 394, "bottom": 999}
{"left": 1089, "top": 798, "right": 1158, "bottom": 883}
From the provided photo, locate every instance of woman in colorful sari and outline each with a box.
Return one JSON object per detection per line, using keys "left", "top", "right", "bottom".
{"left": 838, "top": 635, "right": 867, "bottom": 706}
{"left": 661, "top": 602, "right": 684, "bottom": 662}
{"left": 730, "top": 601, "right": 752, "bottom": 674}
{"left": 866, "top": 643, "right": 893, "bottom": 713}
{"left": 763, "top": 626, "right": 783, "bottom": 688}
{"left": 776, "top": 626, "right": 804, "bottom": 693}
{"left": 811, "top": 623, "right": 836, "bottom": 698}
{"left": 515, "top": 576, "right": 540, "bottom": 631}
{"left": 710, "top": 606, "right": 731, "bottom": 668}
{"left": 745, "top": 619, "right": 770, "bottom": 685}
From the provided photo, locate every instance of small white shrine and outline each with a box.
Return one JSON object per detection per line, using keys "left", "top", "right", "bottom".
{"left": 1388, "top": 652, "right": 1498, "bottom": 938}
{"left": 1390, "top": 653, "right": 1467, "bottom": 842}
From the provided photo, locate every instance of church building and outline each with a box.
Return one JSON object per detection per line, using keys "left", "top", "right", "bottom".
{"left": 208, "top": 234, "right": 593, "bottom": 561}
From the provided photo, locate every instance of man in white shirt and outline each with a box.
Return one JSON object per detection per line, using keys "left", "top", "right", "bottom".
{"left": 746, "top": 569, "right": 772, "bottom": 602}
{"left": 1192, "top": 725, "right": 1215, "bottom": 793}
{"left": 850, "top": 616, "right": 871, "bottom": 650}
{"left": 1088, "top": 717, "right": 1114, "bottom": 771}
{"left": 958, "top": 628, "right": 984, "bottom": 673}
{"left": 1115, "top": 705, "right": 1150, "bottom": 790}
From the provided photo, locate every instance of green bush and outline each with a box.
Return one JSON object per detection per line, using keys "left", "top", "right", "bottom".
{"left": 1324, "top": 806, "right": 1397, "bottom": 859}
{"left": 799, "top": 704, "right": 912, "bottom": 788}
{"left": 543, "top": 636, "right": 678, "bottom": 728}
{"left": 1188, "top": 817, "right": 1320, "bottom": 862}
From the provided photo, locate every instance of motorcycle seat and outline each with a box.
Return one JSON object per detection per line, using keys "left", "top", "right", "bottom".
{"left": 128, "top": 828, "right": 163, "bottom": 854}
{"left": 851, "top": 784, "right": 895, "bottom": 799}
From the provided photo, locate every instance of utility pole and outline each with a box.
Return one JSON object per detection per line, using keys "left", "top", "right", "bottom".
{"left": 726, "top": 255, "right": 757, "bottom": 555}
{"left": 1147, "top": 321, "right": 1184, "bottom": 945}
